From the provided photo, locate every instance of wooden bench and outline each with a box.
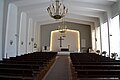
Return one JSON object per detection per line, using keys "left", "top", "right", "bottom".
{"left": 73, "top": 65, "right": 120, "bottom": 70}
{"left": 76, "top": 69, "right": 120, "bottom": 78}
{"left": 0, "top": 52, "right": 57, "bottom": 80}
{"left": 70, "top": 53, "right": 120, "bottom": 80}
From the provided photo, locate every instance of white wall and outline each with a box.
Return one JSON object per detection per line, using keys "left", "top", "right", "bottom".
{"left": 36, "top": 22, "right": 41, "bottom": 51}
{"left": 99, "top": 12, "right": 109, "bottom": 55}
{"left": 33, "top": 22, "right": 38, "bottom": 52}
{"left": 40, "top": 22, "right": 92, "bottom": 52}
{"left": 5, "top": 3, "right": 18, "bottom": 58}
{"left": 27, "top": 20, "right": 40, "bottom": 53}
{"left": 2, "top": 0, "right": 11, "bottom": 58}
{"left": 96, "top": 23, "right": 101, "bottom": 51}
{"left": 98, "top": 1, "right": 120, "bottom": 56}
{"left": 0, "top": 0, "right": 4, "bottom": 60}
{"left": 18, "top": 12, "right": 27, "bottom": 55}
{"left": 27, "top": 18, "right": 33, "bottom": 53}
{"left": 91, "top": 23, "right": 96, "bottom": 50}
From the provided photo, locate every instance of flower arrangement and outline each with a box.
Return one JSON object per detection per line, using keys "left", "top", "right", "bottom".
{"left": 111, "top": 52, "right": 118, "bottom": 60}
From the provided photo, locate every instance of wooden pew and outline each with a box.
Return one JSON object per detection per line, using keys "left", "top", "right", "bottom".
{"left": 72, "top": 62, "right": 120, "bottom": 65}
{"left": 0, "top": 52, "right": 57, "bottom": 80}
{"left": 70, "top": 53, "right": 120, "bottom": 80}
{"left": 76, "top": 69, "right": 120, "bottom": 79}
{"left": 0, "top": 63, "right": 43, "bottom": 70}
{"left": 73, "top": 65, "right": 120, "bottom": 70}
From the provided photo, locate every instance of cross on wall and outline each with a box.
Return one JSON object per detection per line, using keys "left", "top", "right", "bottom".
{"left": 58, "top": 36, "right": 64, "bottom": 47}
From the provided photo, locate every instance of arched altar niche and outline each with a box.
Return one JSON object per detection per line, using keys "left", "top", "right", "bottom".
{"left": 50, "top": 29, "right": 80, "bottom": 52}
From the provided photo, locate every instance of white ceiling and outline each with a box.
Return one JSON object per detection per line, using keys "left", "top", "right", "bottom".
{"left": 10, "top": 0, "right": 117, "bottom": 25}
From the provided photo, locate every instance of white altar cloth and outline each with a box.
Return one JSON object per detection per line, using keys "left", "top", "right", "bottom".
{"left": 57, "top": 52, "right": 70, "bottom": 55}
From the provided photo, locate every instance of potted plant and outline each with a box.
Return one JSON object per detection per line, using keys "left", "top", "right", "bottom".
{"left": 111, "top": 52, "right": 118, "bottom": 60}
{"left": 102, "top": 51, "right": 107, "bottom": 56}
{"left": 96, "top": 50, "right": 100, "bottom": 54}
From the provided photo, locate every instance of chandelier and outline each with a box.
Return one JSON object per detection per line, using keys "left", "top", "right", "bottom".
{"left": 58, "top": 19, "right": 67, "bottom": 37}
{"left": 47, "top": 0, "right": 68, "bottom": 19}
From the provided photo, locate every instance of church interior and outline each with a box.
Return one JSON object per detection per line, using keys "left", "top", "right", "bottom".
{"left": 0, "top": 0, "right": 120, "bottom": 80}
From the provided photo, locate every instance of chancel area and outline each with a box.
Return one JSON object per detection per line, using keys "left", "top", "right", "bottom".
{"left": 50, "top": 29, "right": 80, "bottom": 52}
{"left": 0, "top": 0, "right": 120, "bottom": 80}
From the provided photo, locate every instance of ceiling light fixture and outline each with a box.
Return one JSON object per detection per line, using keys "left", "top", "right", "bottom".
{"left": 47, "top": 0, "right": 68, "bottom": 20}
{"left": 58, "top": 18, "right": 67, "bottom": 37}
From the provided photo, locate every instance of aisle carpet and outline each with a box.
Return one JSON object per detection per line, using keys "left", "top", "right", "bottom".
{"left": 43, "top": 56, "right": 70, "bottom": 80}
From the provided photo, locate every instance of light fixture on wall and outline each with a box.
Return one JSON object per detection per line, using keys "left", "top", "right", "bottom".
{"left": 58, "top": 18, "right": 67, "bottom": 37}
{"left": 47, "top": 0, "right": 68, "bottom": 20}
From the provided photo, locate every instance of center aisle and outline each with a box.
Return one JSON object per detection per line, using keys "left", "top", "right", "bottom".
{"left": 43, "top": 55, "right": 70, "bottom": 80}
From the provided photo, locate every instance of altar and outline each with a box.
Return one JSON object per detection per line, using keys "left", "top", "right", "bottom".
{"left": 57, "top": 51, "right": 81, "bottom": 55}
{"left": 60, "top": 47, "right": 69, "bottom": 51}
{"left": 57, "top": 51, "right": 70, "bottom": 55}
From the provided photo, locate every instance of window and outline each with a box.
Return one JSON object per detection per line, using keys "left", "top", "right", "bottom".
{"left": 101, "top": 22, "right": 109, "bottom": 56}
{"left": 96, "top": 27, "right": 101, "bottom": 51}
{"left": 110, "top": 15, "right": 120, "bottom": 59}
